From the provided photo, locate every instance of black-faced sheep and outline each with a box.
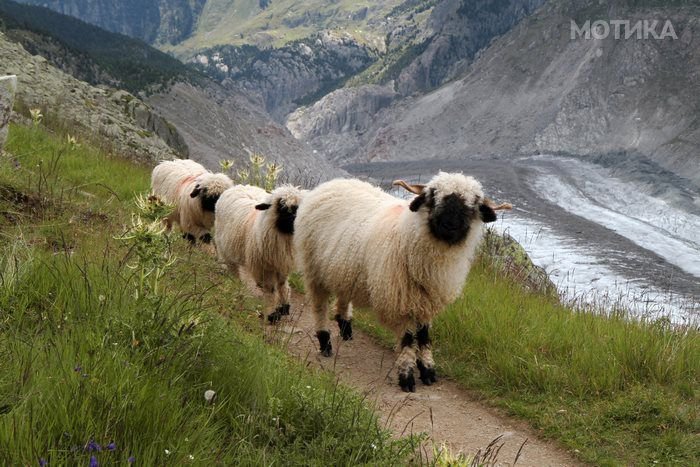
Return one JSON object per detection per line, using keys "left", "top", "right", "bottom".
{"left": 214, "top": 184, "right": 305, "bottom": 323}
{"left": 151, "top": 159, "right": 233, "bottom": 244}
{"left": 294, "top": 173, "right": 511, "bottom": 392}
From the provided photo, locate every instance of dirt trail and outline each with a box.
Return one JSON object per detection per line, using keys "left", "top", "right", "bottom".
{"left": 262, "top": 289, "right": 582, "bottom": 466}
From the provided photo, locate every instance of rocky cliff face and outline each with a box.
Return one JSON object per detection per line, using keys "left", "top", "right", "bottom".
{"left": 191, "top": 31, "right": 375, "bottom": 121}
{"left": 289, "top": 0, "right": 700, "bottom": 188}
{"left": 0, "top": 31, "right": 181, "bottom": 161}
{"left": 14, "top": 0, "right": 206, "bottom": 45}
{"left": 395, "top": 0, "right": 547, "bottom": 95}
{"left": 146, "top": 82, "right": 344, "bottom": 182}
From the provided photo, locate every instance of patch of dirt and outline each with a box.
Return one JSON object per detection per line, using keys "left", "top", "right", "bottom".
{"left": 238, "top": 273, "right": 584, "bottom": 466}
{"left": 0, "top": 183, "right": 47, "bottom": 223}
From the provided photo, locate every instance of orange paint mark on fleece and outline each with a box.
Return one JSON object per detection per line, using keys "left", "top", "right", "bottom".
{"left": 176, "top": 174, "right": 201, "bottom": 197}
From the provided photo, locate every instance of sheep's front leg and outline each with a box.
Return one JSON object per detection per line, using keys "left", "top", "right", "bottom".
{"left": 397, "top": 331, "right": 417, "bottom": 392}
{"left": 416, "top": 323, "right": 437, "bottom": 385}
{"left": 334, "top": 295, "right": 353, "bottom": 341}
{"left": 259, "top": 274, "right": 282, "bottom": 324}
{"left": 274, "top": 278, "right": 291, "bottom": 317}
{"left": 310, "top": 284, "right": 332, "bottom": 357}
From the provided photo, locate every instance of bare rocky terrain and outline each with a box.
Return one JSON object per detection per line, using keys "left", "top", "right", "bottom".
{"left": 289, "top": 0, "right": 700, "bottom": 189}
{"left": 0, "top": 31, "right": 181, "bottom": 162}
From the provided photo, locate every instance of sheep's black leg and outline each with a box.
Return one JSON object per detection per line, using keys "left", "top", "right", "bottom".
{"left": 334, "top": 296, "right": 353, "bottom": 340}
{"left": 199, "top": 233, "right": 212, "bottom": 244}
{"left": 416, "top": 324, "right": 437, "bottom": 385}
{"left": 183, "top": 233, "right": 196, "bottom": 244}
{"left": 397, "top": 331, "right": 416, "bottom": 392}
{"left": 316, "top": 330, "right": 332, "bottom": 357}
{"left": 311, "top": 285, "right": 332, "bottom": 357}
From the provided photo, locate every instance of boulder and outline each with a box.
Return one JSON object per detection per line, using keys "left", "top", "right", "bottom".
{"left": 0, "top": 75, "right": 17, "bottom": 150}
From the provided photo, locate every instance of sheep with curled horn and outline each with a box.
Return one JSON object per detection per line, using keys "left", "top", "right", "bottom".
{"left": 215, "top": 184, "right": 306, "bottom": 323}
{"left": 294, "top": 172, "right": 511, "bottom": 392}
{"left": 151, "top": 159, "right": 233, "bottom": 244}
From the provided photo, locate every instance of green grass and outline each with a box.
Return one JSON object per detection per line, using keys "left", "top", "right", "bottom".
{"left": 0, "top": 123, "right": 416, "bottom": 465}
{"left": 355, "top": 257, "right": 699, "bottom": 465}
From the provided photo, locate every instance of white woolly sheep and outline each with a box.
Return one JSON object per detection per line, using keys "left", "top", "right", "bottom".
{"left": 215, "top": 184, "right": 305, "bottom": 323}
{"left": 294, "top": 173, "right": 511, "bottom": 392}
{"left": 151, "top": 159, "right": 233, "bottom": 244}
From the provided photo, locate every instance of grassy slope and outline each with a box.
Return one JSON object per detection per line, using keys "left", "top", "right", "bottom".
{"left": 167, "top": 0, "right": 404, "bottom": 54}
{"left": 354, "top": 256, "right": 699, "bottom": 465}
{"left": 0, "top": 124, "right": 415, "bottom": 465}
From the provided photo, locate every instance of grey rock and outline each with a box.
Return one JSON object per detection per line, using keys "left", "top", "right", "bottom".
{"left": 292, "top": 0, "right": 700, "bottom": 188}
{"left": 0, "top": 31, "right": 178, "bottom": 162}
{"left": 146, "top": 82, "right": 345, "bottom": 185}
{"left": 0, "top": 75, "right": 17, "bottom": 150}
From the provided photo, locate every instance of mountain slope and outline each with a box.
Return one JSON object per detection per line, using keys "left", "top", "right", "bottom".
{"left": 0, "top": 30, "right": 181, "bottom": 162}
{"left": 0, "top": 0, "right": 201, "bottom": 93}
{"left": 289, "top": 0, "right": 700, "bottom": 188}
{"left": 12, "top": 0, "right": 206, "bottom": 45}
{"left": 2, "top": 0, "right": 341, "bottom": 179}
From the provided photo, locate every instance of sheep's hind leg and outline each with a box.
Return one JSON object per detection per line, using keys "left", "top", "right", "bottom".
{"left": 334, "top": 296, "right": 353, "bottom": 340}
{"left": 397, "top": 330, "right": 417, "bottom": 392}
{"left": 310, "top": 284, "right": 332, "bottom": 357}
{"left": 416, "top": 323, "right": 437, "bottom": 385}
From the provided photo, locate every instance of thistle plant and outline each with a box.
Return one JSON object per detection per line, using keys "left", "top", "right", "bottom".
{"left": 66, "top": 134, "right": 80, "bottom": 150}
{"left": 29, "top": 108, "right": 43, "bottom": 126}
{"left": 233, "top": 153, "right": 282, "bottom": 190}
{"left": 249, "top": 153, "right": 265, "bottom": 187}
{"left": 116, "top": 195, "right": 175, "bottom": 298}
{"left": 219, "top": 159, "right": 234, "bottom": 173}
{"left": 264, "top": 162, "right": 282, "bottom": 191}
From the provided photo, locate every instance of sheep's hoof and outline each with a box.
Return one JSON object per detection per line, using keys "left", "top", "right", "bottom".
{"left": 316, "top": 330, "right": 333, "bottom": 357}
{"left": 279, "top": 304, "right": 291, "bottom": 316}
{"left": 199, "top": 233, "right": 212, "bottom": 244}
{"left": 267, "top": 311, "right": 283, "bottom": 324}
{"left": 183, "top": 233, "right": 196, "bottom": 244}
{"left": 399, "top": 370, "right": 416, "bottom": 393}
{"left": 334, "top": 314, "right": 353, "bottom": 341}
{"left": 417, "top": 360, "right": 437, "bottom": 385}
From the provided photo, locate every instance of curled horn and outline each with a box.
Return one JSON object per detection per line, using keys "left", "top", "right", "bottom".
{"left": 484, "top": 198, "right": 513, "bottom": 211}
{"left": 392, "top": 179, "right": 426, "bottom": 195}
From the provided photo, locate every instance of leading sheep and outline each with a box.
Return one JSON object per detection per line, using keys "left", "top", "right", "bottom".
{"left": 151, "top": 159, "right": 233, "bottom": 243}
{"left": 294, "top": 173, "right": 511, "bottom": 392}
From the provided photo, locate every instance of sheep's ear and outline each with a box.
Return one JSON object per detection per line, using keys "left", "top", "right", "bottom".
{"left": 255, "top": 203, "right": 272, "bottom": 210}
{"left": 190, "top": 185, "right": 202, "bottom": 198}
{"left": 479, "top": 204, "right": 497, "bottom": 223}
{"left": 409, "top": 193, "right": 427, "bottom": 212}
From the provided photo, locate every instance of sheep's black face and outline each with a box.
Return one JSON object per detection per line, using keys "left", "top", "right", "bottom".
{"left": 190, "top": 185, "right": 220, "bottom": 213}
{"left": 275, "top": 200, "right": 298, "bottom": 235}
{"left": 427, "top": 190, "right": 474, "bottom": 246}
{"left": 200, "top": 193, "right": 220, "bottom": 213}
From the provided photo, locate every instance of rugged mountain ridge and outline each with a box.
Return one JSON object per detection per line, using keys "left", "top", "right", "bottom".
{"left": 13, "top": 0, "right": 206, "bottom": 45}
{"left": 289, "top": 0, "right": 700, "bottom": 189}
{"left": 0, "top": 30, "right": 181, "bottom": 162}
{"left": 190, "top": 30, "right": 375, "bottom": 121}
{"left": 2, "top": 0, "right": 341, "bottom": 179}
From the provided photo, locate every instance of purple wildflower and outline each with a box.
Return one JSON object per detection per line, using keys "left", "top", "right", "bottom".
{"left": 74, "top": 364, "right": 82, "bottom": 372}
{"left": 89, "top": 456, "right": 98, "bottom": 467}
{"left": 39, "top": 458, "right": 47, "bottom": 466}
{"left": 106, "top": 442, "right": 116, "bottom": 452}
{"left": 85, "top": 440, "right": 101, "bottom": 452}
{"left": 128, "top": 456, "right": 135, "bottom": 464}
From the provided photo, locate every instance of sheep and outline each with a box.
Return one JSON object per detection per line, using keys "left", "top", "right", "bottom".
{"left": 294, "top": 173, "right": 511, "bottom": 392}
{"left": 215, "top": 184, "right": 305, "bottom": 323}
{"left": 151, "top": 159, "right": 233, "bottom": 244}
